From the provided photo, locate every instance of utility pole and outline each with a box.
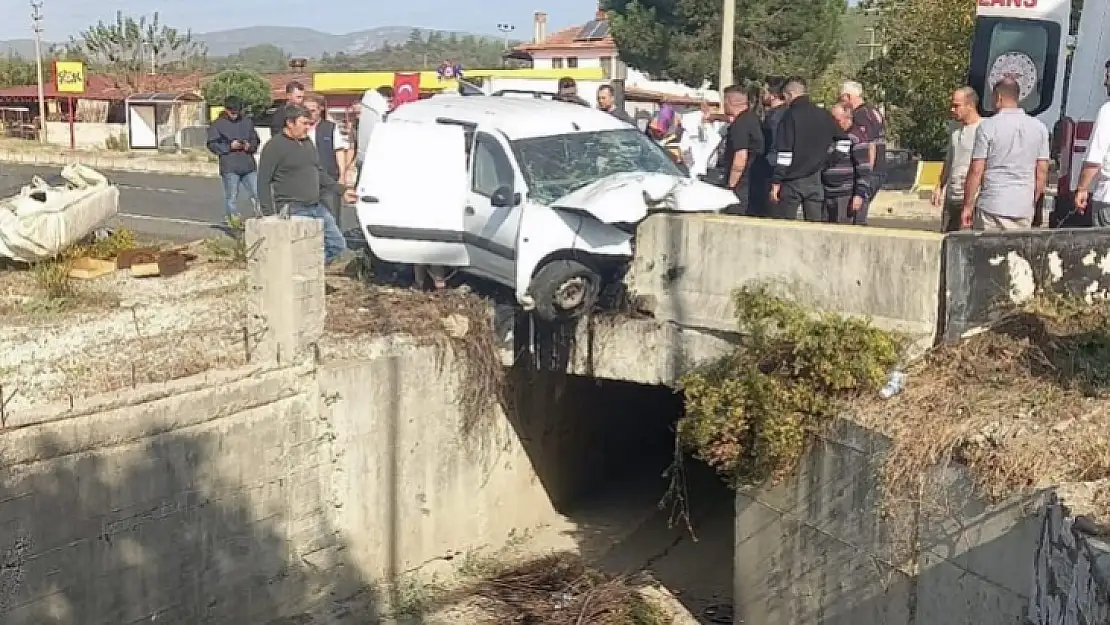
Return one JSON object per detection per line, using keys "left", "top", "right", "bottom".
{"left": 496, "top": 23, "right": 515, "bottom": 68}
{"left": 719, "top": 0, "right": 735, "bottom": 90}
{"left": 859, "top": 27, "right": 883, "bottom": 61}
{"left": 30, "top": 0, "right": 47, "bottom": 143}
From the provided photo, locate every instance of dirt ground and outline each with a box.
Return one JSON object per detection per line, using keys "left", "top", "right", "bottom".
{"left": 0, "top": 255, "right": 248, "bottom": 413}
{"left": 852, "top": 295, "right": 1110, "bottom": 524}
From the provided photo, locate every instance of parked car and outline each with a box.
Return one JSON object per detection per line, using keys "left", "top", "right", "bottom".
{"left": 355, "top": 94, "right": 737, "bottom": 322}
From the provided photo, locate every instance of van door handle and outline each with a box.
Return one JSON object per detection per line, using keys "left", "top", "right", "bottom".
{"left": 361, "top": 195, "right": 379, "bottom": 203}
{"left": 464, "top": 205, "right": 475, "bottom": 215}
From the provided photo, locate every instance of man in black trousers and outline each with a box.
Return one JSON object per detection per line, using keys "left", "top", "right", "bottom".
{"left": 769, "top": 77, "right": 838, "bottom": 221}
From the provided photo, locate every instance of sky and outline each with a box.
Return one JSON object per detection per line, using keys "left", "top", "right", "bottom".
{"left": 3, "top": 0, "right": 599, "bottom": 41}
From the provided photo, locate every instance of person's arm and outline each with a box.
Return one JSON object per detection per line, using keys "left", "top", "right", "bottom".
{"left": 256, "top": 143, "right": 279, "bottom": 215}
{"left": 961, "top": 125, "right": 990, "bottom": 227}
{"left": 1076, "top": 106, "right": 1110, "bottom": 212}
{"left": 333, "top": 125, "right": 352, "bottom": 185}
{"left": 934, "top": 131, "right": 954, "bottom": 207}
{"left": 1034, "top": 123, "right": 1050, "bottom": 205}
{"left": 206, "top": 122, "right": 230, "bottom": 156}
{"left": 245, "top": 124, "right": 261, "bottom": 155}
{"left": 727, "top": 119, "right": 750, "bottom": 189}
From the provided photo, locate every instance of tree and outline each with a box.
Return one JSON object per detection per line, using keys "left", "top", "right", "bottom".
{"left": 68, "top": 11, "right": 207, "bottom": 92}
{"left": 214, "top": 44, "right": 290, "bottom": 73}
{"left": 858, "top": 0, "right": 973, "bottom": 158}
{"left": 0, "top": 54, "right": 36, "bottom": 88}
{"left": 201, "top": 70, "right": 272, "bottom": 117}
{"left": 604, "top": 0, "right": 844, "bottom": 88}
{"left": 314, "top": 30, "right": 523, "bottom": 72}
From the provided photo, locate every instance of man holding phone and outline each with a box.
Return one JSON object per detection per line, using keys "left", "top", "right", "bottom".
{"left": 207, "top": 95, "right": 261, "bottom": 229}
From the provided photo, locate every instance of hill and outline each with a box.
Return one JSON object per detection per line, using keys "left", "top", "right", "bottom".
{"left": 0, "top": 25, "right": 490, "bottom": 60}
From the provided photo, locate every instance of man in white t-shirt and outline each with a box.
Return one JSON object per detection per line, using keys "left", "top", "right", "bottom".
{"left": 1075, "top": 60, "right": 1110, "bottom": 226}
{"left": 933, "top": 87, "right": 982, "bottom": 232}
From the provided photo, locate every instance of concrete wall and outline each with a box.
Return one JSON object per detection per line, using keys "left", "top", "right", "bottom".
{"left": 629, "top": 215, "right": 944, "bottom": 351}
{"left": 44, "top": 122, "right": 126, "bottom": 149}
{"left": 733, "top": 419, "right": 1055, "bottom": 625}
{"left": 942, "top": 228, "right": 1110, "bottom": 341}
{"left": 0, "top": 218, "right": 573, "bottom": 624}
{"left": 1027, "top": 498, "right": 1110, "bottom": 625}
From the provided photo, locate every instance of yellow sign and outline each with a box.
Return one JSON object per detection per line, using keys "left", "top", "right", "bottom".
{"left": 54, "top": 61, "right": 86, "bottom": 93}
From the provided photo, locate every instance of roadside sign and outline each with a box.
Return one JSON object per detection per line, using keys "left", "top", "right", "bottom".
{"left": 54, "top": 60, "right": 86, "bottom": 93}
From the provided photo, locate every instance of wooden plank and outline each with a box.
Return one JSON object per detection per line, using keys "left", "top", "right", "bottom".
{"left": 116, "top": 247, "right": 160, "bottom": 269}
{"left": 130, "top": 262, "right": 161, "bottom": 278}
{"left": 68, "top": 257, "right": 116, "bottom": 280}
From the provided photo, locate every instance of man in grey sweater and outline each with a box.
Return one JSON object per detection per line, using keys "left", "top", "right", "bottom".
{"left": 257, "top": 104, "right": 354, "bottom": 265}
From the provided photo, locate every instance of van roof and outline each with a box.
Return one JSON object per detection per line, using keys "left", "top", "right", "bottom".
{"left": 386, "top": 96, "right": 629, "bottom": 140}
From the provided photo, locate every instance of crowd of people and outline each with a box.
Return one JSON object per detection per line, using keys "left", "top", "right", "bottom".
{"left": 206, "top": 79, "right": 359, "bottom": 269}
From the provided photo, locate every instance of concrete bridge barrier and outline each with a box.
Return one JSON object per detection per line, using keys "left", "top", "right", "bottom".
{"left": 628, "top": 214, "right": 945, "bottom": 350}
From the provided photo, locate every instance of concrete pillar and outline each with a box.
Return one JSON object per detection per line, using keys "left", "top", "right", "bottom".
{"left": 245, "top": 217, "right": 325, "bottom": 365}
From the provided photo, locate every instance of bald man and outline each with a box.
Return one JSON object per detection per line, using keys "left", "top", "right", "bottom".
{"left": 933, "top": 87, "right": 982, "bottom": 232}
{"left": 961, "top": 78, "right": 1050, "bottom": 231}
{"left": 718, "top": 84, "right": 764, "bottom": 215}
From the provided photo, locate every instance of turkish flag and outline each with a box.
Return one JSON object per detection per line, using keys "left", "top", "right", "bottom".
{"left": 392, "top": 73, "right": 421, "bottom": 108}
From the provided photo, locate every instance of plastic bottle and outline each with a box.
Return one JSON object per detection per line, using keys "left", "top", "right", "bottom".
{"left": 879, "top": 370, "right": 907, "bottom": 399}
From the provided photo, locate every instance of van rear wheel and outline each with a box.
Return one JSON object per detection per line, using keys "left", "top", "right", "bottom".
{"left": 530, "top": 260, "right": 601, "bottom": 322}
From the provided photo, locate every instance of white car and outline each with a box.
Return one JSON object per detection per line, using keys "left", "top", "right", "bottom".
{"left": 355, "top": 94, "right": 736, "bottom": 322}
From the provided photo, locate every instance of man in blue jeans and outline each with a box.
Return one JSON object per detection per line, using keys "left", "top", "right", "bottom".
{"left": 206, "top": 96, "right": 261, "bottom": 229}
{"left": 257, "top": 104, "right": 354, "bottom": 266}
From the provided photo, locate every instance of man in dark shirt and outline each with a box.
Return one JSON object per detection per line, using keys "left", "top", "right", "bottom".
{"left": 596, "top": 84, "right": 633, "bottom": 123}
{"left": 822, "top": 103, "right": 873, "bottom": 224}
{"left": 206, "top": 96, "right": 261, "bottom": 229}
{"left": 257, "top": 104, "right": 354, "bottom": 266}
{"left": 719, "top": 85, "right": 764, "bottom": 215}
{"left": 749, "top": 77, "right": 787, "bottom": 217}
{"left": 770, "top": 78, "right": 838, "bottom": 221}
{"left": 269, "top": 81, "right": 306, "bottom": 137}
{"left": 553, "top": 77, "right": 590, "bottom": 107}
{"left": 839, "top": 80, "right": 887, "bottom": 224}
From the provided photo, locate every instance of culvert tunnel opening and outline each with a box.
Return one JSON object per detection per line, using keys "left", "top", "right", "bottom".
{"left": 508, "top": 369, "right": 735, "bottom": 622}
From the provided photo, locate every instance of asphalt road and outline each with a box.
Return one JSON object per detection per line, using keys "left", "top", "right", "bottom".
{"left": 0, "top": 164, "right": 941, "bottom": 242}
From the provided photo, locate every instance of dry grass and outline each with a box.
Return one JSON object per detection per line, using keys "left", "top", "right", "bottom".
{"left": 459, "top": 552, "right": 667, "bottom": 625}
{"left": 853, "top": 294, "right": 1110, "bottom": 530}
{"left": 325, "top": 279, "right": 506, "bottom": 436}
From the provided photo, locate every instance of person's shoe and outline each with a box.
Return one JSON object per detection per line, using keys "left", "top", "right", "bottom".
{"left": 325, "top": 249, "right": 357, "bottom": 275}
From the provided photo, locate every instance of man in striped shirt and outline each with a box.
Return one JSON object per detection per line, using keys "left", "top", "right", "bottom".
{"left": 822, "top": 103, "right": 873, "bottom": 224}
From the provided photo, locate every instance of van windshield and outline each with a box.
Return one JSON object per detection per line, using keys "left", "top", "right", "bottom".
{"left": 511, "top": 128, "right": 683, "bottom": 204}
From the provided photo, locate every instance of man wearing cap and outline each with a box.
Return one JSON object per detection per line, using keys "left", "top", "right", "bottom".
{"left": 206, "top": 95, "right": 261, "bottom": 229}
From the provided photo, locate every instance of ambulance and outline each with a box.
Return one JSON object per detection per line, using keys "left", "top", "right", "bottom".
{"left": 970, "top": 0, "right": 1110, "bottom": 225}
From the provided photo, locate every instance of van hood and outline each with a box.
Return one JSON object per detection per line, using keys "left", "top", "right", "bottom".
{"left": 548, "top": 172, "right": 736, "bottom": 224}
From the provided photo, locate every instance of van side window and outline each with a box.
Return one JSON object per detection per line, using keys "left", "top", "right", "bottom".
{"left": 471, "top": 134, "right": 515, "bottom": 198}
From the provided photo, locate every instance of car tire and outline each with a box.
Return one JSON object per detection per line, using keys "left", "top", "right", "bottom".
{"left": 530, "top": 259, "right": 601, "bottom": 322}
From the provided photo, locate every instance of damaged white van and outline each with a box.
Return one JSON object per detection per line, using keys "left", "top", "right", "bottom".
{"left": 355, "top": 95, "right": 736, "bottom": 321}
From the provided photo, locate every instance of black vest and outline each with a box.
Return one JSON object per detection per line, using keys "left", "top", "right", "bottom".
{"left": 314, "top": 119, "right": 340, "bottom": 179}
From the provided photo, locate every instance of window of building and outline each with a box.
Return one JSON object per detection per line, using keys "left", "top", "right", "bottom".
{"left": 567, "top": 57, "right": 578, "bottom": 68}
{"left": 552, "top": 57, "right": 564, "bottom": 69}
{"left": 599, "top": 56, "right": 612, "bottom": 78}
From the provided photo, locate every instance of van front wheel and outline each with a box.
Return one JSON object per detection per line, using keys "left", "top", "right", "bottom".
{"left": 530, "top": 260, "right": 601, "bottom": 322}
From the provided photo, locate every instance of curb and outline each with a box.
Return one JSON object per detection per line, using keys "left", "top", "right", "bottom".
{"left": 871, "top": 192, "right": 939, "bottom": 222}
{"left": 0, "top": 149, "right": 219, "bottom": 177}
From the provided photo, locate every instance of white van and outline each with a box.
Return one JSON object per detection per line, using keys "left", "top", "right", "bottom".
{"left": 354, "top": 95, "right": 737, "bottom": 321}
{"left": 970, "top": 0, "right": 1110, "bottom": 225}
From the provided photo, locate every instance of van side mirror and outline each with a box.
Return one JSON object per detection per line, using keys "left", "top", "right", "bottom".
{"left": 490, "top": 185, "right": 519, "bottom": 207}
